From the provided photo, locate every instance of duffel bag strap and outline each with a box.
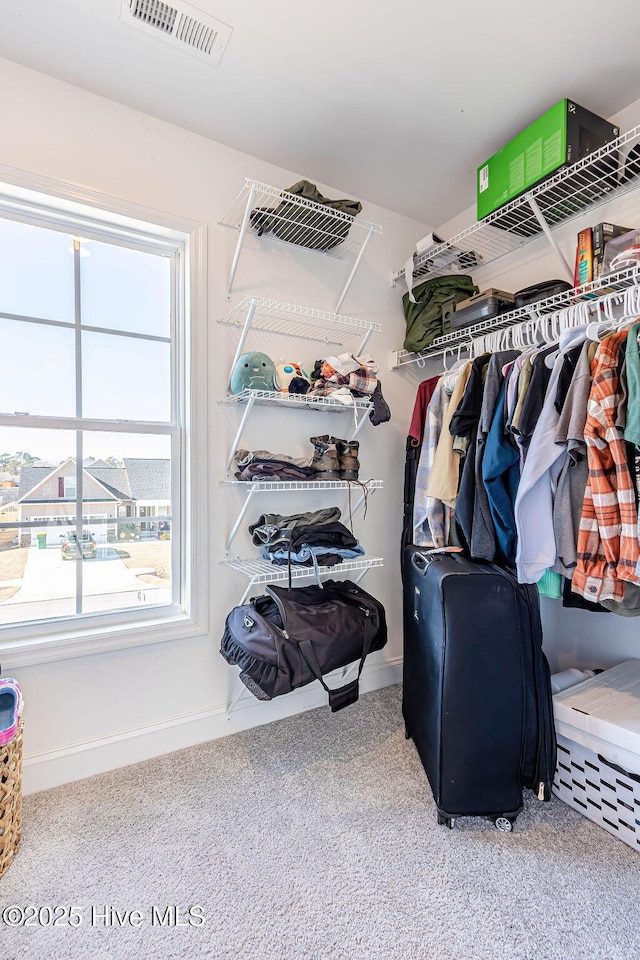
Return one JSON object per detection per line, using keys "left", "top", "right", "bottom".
{"left": 297, "top": 619, "right": 375, "bottom": 713}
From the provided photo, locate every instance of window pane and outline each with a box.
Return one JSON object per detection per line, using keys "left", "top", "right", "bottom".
{"left": 0, "top": 429, "right": 173, "bottom": 625}
{"left": 0, "top": 318, "right": 75, "bottom": 417}
{"left": 0, "top": 219, "right": 74, "bottom": 322}
{"left": 0, "top": 425, "right": 76, "bottom": 548}
{"left": 82, "top": 521, "right": 172, "bottom": 616}
{"left": 0, "top": 427, "right": 76, "bottom": 626}
{"left": 82, "top": 332, "right": 171, "bottom": 421}
{"left": 80, "top": 239, "right": 171, "bottom": 337}
{"left": 80, "top": 433, "right": 172, "bottom": 615}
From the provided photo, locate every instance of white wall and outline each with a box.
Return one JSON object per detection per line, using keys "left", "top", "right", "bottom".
{"left": 0, "top": 58, "right": 431, "bottom": 793}
{"left": 404, "top": 95, "right": 640, "bottom": 674}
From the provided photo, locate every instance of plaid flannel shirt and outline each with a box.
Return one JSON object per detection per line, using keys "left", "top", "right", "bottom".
{"left": 307, "top": 375, "right": 350, "bottom": 398}
{"left": 348, "top": 367, "right": 378, "bottom": 395}
{"left": 572, "top": 328, "right": 640, "bottom": 603}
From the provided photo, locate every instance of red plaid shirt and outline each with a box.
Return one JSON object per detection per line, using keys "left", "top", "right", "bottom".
{"left": 572, "top": 328, "right": 640, "bottom": 603}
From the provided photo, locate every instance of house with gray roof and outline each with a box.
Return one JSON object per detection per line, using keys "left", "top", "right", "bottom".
{"left": 17, "top": 458, "right": 171, "bottom": 546}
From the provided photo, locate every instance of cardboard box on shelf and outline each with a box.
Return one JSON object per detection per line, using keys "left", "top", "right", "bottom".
{"left": 574, "top": 228, "right": 593, "bottom": 288}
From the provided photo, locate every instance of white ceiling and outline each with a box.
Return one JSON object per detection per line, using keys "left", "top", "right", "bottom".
{"left": 2, "top": 0, "right": 640, "bottom": 225}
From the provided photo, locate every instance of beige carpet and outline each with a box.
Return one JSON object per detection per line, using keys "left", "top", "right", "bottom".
{"left": 3, "top": 685, "right": 639, "bottom": 960}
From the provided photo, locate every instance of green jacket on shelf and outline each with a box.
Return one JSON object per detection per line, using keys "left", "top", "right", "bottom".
{"left": 402, "top": 275, "right": 478, "bottom": 353}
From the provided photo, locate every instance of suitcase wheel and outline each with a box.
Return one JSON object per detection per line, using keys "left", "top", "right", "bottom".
{"left": 493, "top": 816, "right": 515, "bottom": 833}
{"left": 437, "top": 812, "right": 455, "bottom": 829}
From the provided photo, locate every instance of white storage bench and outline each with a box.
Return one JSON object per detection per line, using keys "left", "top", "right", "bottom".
{"left": 553, "top": 659, "right": 640, "bottom": 853}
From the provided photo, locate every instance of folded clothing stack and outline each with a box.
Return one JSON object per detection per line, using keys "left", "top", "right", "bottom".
{"left": 248, "top": 507, "right": 364, "bottom": 567}
{"left": 234, "top": 449, "right": 315, "bottom": 482}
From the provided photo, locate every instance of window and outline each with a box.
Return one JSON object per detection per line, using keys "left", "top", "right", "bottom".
{"left": 0, "top": 178, "right": 205, "bottom": 659}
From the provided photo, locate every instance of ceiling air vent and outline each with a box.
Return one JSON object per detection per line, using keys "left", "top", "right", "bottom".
{"left": 120, "top": 0, "right": 232, "bottom": 65}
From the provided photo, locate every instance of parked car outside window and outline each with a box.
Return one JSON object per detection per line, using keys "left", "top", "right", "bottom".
{"left": 61, "top": 531, "right": 97, "bottom": 560}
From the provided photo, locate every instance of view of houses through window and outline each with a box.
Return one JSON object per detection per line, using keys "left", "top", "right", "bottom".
{"left": 0, "top": 209, "right": 182, "bottom": 629}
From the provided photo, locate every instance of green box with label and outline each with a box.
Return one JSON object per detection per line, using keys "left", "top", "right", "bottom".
{"left": 476, "top": 99, "right": 619, "bottom": 221}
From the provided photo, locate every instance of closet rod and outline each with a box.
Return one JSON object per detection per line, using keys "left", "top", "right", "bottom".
{"left": 438, "top": 281, "right": 640, "bottom": 372}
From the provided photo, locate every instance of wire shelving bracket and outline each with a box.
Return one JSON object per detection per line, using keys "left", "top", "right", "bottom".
{"left": 220, "top": 479, "right": 383, "bottom": 551}
{"left": 219, "top": 179, "right": 382, "bottom": 310}
{"left": 392, "top": 124, "right": 640, "bottom": 288}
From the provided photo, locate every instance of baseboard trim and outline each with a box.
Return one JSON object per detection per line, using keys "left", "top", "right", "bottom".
{"left": 23, "top": 656, "right": 402, "bottom": 795}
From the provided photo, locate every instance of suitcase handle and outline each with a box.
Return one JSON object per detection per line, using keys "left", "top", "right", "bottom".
{"left": 411, "top": 547, "right": 463, "bottom": 574}
{"left": 597, "top": 754, "right": 640, "bottom": 785}
{"left": 411, "top": 551, "right": 430, "bottom": 573}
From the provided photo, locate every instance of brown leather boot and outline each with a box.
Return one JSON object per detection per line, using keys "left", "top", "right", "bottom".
{"left": 310, "top": 435, "right": 340, "bottom": 480}
{"left": 336, "top": 439, "right": 359, "bottom": 480}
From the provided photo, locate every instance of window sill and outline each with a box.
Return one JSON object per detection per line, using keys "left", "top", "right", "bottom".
{"left": 0, "top": 609, "right": 208, "bottom": 669}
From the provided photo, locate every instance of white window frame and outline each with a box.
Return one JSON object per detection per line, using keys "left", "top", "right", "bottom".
{"left": 64, "top": 477, "right": 76, "bottom": 499}
{"left": 0, "top": 165, "right": 208, "bottom": 668}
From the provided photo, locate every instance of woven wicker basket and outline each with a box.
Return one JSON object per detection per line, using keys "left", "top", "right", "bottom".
{"left": 0, "top": 720, "right": 23, "bottom": 878}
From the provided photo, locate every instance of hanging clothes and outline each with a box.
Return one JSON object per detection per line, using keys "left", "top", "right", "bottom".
{"left": 471, "top": 350, "right": 520, "bottom": 561}
{"left": 406, "top": 306, "right": 640, "bottom": 618}
{"left": 408, "top": 376, "right": 441, "bottom": 447}
{"left": 403, "top": 375, "right": 441, "bottom": 554}
{"left": 514, "top": 327, "right": 588, "bottom": 584}
{"left": 482, "top": 382, "right": 521, "bottom": 564}
{"left": 572, "top": 328, "right": 640, "bottom": 603}
{"left": 413, "top": 378, "right": 451, "bottom": 548}
{"left": 623, "top": 322, "right": 640, "bottom": 570}
{"left": 551, "top": 339, "right": 594, "bottom": 576}
{"left": 450, "top": 354, "right": 491, "bottom": 550}
{"left": 514, "top": 344, "right": 557, "bottom": 448}
{"left": 427, "top": 360, "right": 473, "bottom": 506}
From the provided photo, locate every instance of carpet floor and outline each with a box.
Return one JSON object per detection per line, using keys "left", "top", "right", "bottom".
{"left": 2, "top": 685, "right": 639, "bottom": 960}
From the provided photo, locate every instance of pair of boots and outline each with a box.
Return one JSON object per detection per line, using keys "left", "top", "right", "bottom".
{"left": 310, "top": 436, "right": 359, "bottom": 481}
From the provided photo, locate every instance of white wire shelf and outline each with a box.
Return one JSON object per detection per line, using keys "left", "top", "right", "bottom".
{"left": 393, "top": 124, "right": 640, "bottom": 286}
{"left": 219, "top": 389, "right": 372, "bottom": 412}
{"left": 221, "top": 179, "right": 382, "bottom": 256}
{"left": 391, "top": 264, "right": 640, "bottom": 369}
{"left": 220, "top": 479, "right": 383, "bottom": 493}
{"left": 220, "top": 179, "right": 382, "bottom": 311}
{"left": 221, "top": 390, "right": 373, "bottom": 477}
{"left": 222, "top": 555, "right": 383, "bottom": 584}
{"left": 218, "top": 296, "right": 382, "bottom": 346}
{"left": 220, "top": 479, "right": 382, "bottom": 550}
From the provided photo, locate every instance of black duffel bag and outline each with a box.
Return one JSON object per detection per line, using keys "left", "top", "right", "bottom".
{"left": 220, "top": 579, "right": 387, "bottom": 712}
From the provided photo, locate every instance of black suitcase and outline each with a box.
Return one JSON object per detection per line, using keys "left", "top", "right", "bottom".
{"left": 402, "top": 547, "right": 556, "bottom": 831}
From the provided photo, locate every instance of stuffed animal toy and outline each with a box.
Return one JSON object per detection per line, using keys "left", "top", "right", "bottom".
{"left": 288, "top": 377, "right": 310, "bottom": 395}
{"left": 275, "top": 362, "right": 311, "bottom": 393}
{"left": 230, "top": 352, "right": 277, "bottom": 395}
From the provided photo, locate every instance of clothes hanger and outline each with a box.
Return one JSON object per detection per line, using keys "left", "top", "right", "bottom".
{"left": 586, "top": 289, "right": 623, "bottom": 341}
{"left": 441, "top": 344, "right": 454, "bottom": 373}
{"left": 472, "top": 334, "right": 486, "bottom": 359}
{"left": 611, "top": 285, "right": 640, "bottom": 331}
